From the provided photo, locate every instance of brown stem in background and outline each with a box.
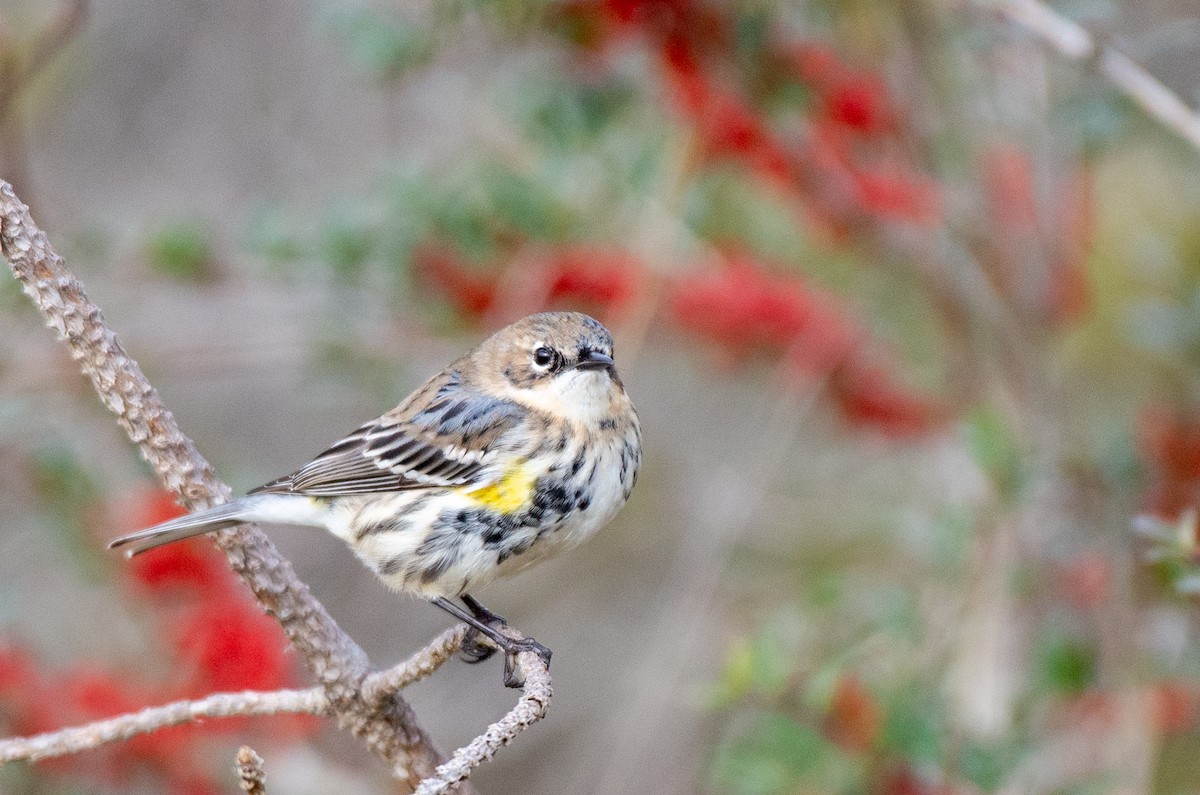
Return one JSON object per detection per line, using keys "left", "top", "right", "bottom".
{"left": 0, "top": 0, "right": 88, "bottom": 207}
{"left": 980, "top": 0, "right": 1200, "bottom": 153}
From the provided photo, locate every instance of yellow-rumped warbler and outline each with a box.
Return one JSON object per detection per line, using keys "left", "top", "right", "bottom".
{"left": 109, "top": 312, "right": 641, "bottom": 684}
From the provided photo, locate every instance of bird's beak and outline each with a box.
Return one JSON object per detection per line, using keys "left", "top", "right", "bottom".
{"left": 576, "top": 350, "right": 615, "bottom": 372}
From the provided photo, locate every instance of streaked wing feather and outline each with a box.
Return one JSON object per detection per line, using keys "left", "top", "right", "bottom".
{"left": 250, "top": 369, "right": 524, "bottom": 497}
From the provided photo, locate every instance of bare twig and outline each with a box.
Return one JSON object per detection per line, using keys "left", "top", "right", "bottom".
{"left": 0, "top": 688, "right": 327, "bottom": 763}
{"left": 361, "top": 626, "right": 468, "bottom": 705}
{"left": 415, "top": 646, "right": 553, "bottom": 795}
{"left": 236, "top": 746, "right": 268, "bottom": 795}
{"left": 980, "top": 0, "right": 1200, "bottom": 153}
{"left": 0, "top": 181, "right": 450, "bottom": 789}
{"left": 0, "top": 626, "right": 472, "bottom": 765}
{"left": 0, "top": 621, "right": 554, "bottom": 794}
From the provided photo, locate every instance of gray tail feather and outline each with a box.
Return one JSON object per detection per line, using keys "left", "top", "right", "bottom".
{"left": 107, "top": 498, "right": 261, "bottom": 557}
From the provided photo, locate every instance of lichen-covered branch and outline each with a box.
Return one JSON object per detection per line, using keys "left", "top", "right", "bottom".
{"left": 236, "top": 746, "right": 268, "bottom": 795}
{"left": 0, "top": 688, "right": 327, "bottom": 763}
{"left": 0, "top": 181, "right": 447, "bottom": 789}
{"left": 0, "top": 627, "right": 470, "bottom": 765}
{"left": 415, "top": 647, "right": 554, "bottom": 795}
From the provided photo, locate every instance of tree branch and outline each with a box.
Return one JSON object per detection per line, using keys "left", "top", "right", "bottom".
{"left": 415, "top": 647, "right": 553, "bottom": 795}
{"left": 0, "top": 181, "right": 449, "bottom": 789}
{"left": 0, "top": 622, "right": 554, "bottom": 795}
{"left": 0, "top": 689, "right": 327, "bottom": 764}
{"left": 235, "top": 746, "right": 267, "bottom": 795}
{"left": 979, "top": 0, "right": 1200, "bottom": 153}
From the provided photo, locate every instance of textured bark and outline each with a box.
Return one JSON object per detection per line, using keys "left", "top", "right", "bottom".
{"left": 0, "top": 181, "right": 449, "bottom": 790}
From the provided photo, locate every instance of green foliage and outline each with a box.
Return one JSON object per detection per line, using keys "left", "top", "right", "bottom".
{"left": 710, "top": 712, "right": 858, "bottom": 795}
{"left": 328, "top": 7, "right": 434, "bottom": 80}
{"left": 964, "top": 406, "right": 1028, "bottom": 502}
{"left": 144, "top": 221, "right": 217, "bottom": 282}
{"left": 244, "top": 205, "right": 305, "bottom": 264}
{"left": 879, "top": 684, "right": 944, "bottom": 763}
{"left": 317, "top": 211, "right": 378, "bottom": 282}
{"left": 1036, "top": 631, "right": 1098, "bottom": 693}
{"left": 27, "top": 444, "right": 103, "bottom": 580}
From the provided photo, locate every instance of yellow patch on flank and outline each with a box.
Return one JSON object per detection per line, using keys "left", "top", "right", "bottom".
{"left": 461, "top": 460, "right": 537, "bottom": 514}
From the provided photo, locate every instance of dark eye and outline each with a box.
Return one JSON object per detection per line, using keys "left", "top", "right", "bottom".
{"left": 533, "top": 347, "right": 558, "bottom": 369}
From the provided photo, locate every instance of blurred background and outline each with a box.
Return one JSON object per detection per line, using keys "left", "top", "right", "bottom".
{"left": 2, "top": 0, "right": 1200, "bottom": 792}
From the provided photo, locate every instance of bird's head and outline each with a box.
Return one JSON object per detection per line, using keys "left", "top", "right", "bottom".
{"left": 469, "top": 312, "right": 627, "bottom": 423}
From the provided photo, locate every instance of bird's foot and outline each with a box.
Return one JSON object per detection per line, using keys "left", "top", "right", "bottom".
{"left": 501, "top": 637, "right": 553, "bottom": 689}
{"left": 459, "top": 627, "right": 500, "bottom": 664}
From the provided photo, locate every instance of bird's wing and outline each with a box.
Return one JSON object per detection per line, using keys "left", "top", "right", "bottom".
{"left": 251, "top": 369, "right": 525, "bottom": 497}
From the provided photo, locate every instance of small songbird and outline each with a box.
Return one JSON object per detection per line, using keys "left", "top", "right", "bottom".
{"left": 109, "top": 312, "right": 641, "bottom": 685}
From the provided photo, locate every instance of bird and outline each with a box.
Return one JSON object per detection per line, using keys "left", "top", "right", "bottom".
{"left": 108, "top": 311, "right": 641, "bottom": 686}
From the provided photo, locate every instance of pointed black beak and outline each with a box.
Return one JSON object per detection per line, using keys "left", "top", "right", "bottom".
{"left": 576, "top": 349, "right": 615, "bottom": 371}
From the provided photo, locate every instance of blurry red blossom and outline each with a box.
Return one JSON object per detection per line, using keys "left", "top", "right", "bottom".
{"left": 787, "top": 41, "right": 841, "bottom": 86}
{"left": 1057, "top": 552, "right": 1111, "bottom": 610}
{"left": 830, "top": 362, "right": 942, "bottom": 437}
{"left": 851, "top": 167, "right": 940, "bottom": 226}
{"left": 1137, "top": 407, "right": 1200, "bottom": 521}
{"left": 669, "top": 256, "right": 858, "bottom": 363}
{"left": 545, "top": 247, "right": 641, "bottom": 315}
{"left": 824, "top": 674, "right": 881, "bottom": 752}
{"left": 115, "top": 490, "right": 229, "bottom": 593}
{"left": 984, "top": 145, "right": 1039, "bottom": 229}
{"left": 1152, "top": 680, "right": 1200, "bottom": 734}
{"left": 823, "top": 75, "right": 891, "bottom": 134}
{"left": 670, "top": 255, "right": 941, "bottom": 435}
{"left": 416, "top": 241, "right": 641, "bottom": 323}
{"left": 173, "top": 598, "right": 292, "bottom": 695}
{"left": 415, "top": 244, "right": 498, "bottom": 319}
{"left": 876, "top": 765, "right": 953, "bottom": 795}
{"left": 128, "top": 539, "right": 229, "bottom": 593}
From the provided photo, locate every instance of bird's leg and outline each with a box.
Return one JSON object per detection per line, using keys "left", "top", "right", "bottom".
{"left": 431, "top": 596, "right": 552, "bottom": 688}
{"left": 462, "top": 593, "right": 506, "bottom": 626}
{"left": 456, "top": 593, "right": 507, "bottom": 663}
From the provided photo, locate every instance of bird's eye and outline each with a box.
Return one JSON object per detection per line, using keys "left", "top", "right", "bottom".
{"left": 533, "top": 346, "right": 558, "bottom": 369}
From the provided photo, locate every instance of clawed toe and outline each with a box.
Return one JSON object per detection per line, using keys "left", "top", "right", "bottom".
{"left": 501, "top": 638, "right": 552, "bottom": 689}
{"left": 458, "top": 629, "right": 499, "bottom": 664}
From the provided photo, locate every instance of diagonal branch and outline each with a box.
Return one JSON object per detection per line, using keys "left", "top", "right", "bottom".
{"left": 0, "top": 181, "right": 449, "bottom": 790}
{"left": 980, "top": 0, "right": 1200, "bottom": 153}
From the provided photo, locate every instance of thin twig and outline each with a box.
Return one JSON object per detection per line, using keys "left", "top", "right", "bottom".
{"left": 361, "top": 626, "right": 468, "bottom": 705}
{"left": 980, "top": 0, "right": 1200, "bottom": 153}
{"left": 0, "top": 181, "right": 449, "bottom": 789}
{"left": 0, "top": 625, "right": 471, "bottom": 765}
{"left": 236, "top": 746, "right": 268, "bottom": 795}
{"left": 414, "top": 647, "right": 553, "bottom": 795}
{"left": 0, "top": 689, "right": 327, "bottom": 763}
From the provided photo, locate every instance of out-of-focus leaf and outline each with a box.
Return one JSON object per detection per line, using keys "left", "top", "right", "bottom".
{"left": 329, "top": 7, "right": 433, "bottom": 81}
{"left": 245, "top": 205, "right": 306, "bottom": 264}
{"left": 27, "top": 445, "right": 103, "bottom": 580}
{"left": 960, "top": 738, "right": 1020, "bottom": 792}
{"left": 317, "top": 213, "right": 377, "bottom": 281}
{"left": 880, "top": 686, "right": 943, "bottom": 762}
{"left": 709, "top": 711, "right": 853, "bottom": 795}
{"left": 964, "top": 407, "right": 1027, "bottom": 501}
{"left": 1037, "top": 632, "right": 1097, "bottom": 693}
{"left": 1052, "top": 88, "right": 1136, "bottom": 157}
{"left": 144, "top": 221, "right": 217, "bottom": 283}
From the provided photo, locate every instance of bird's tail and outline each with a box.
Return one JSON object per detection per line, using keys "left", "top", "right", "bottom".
{"left": 108, "top": 495, "right": 273, "bottom": 557}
